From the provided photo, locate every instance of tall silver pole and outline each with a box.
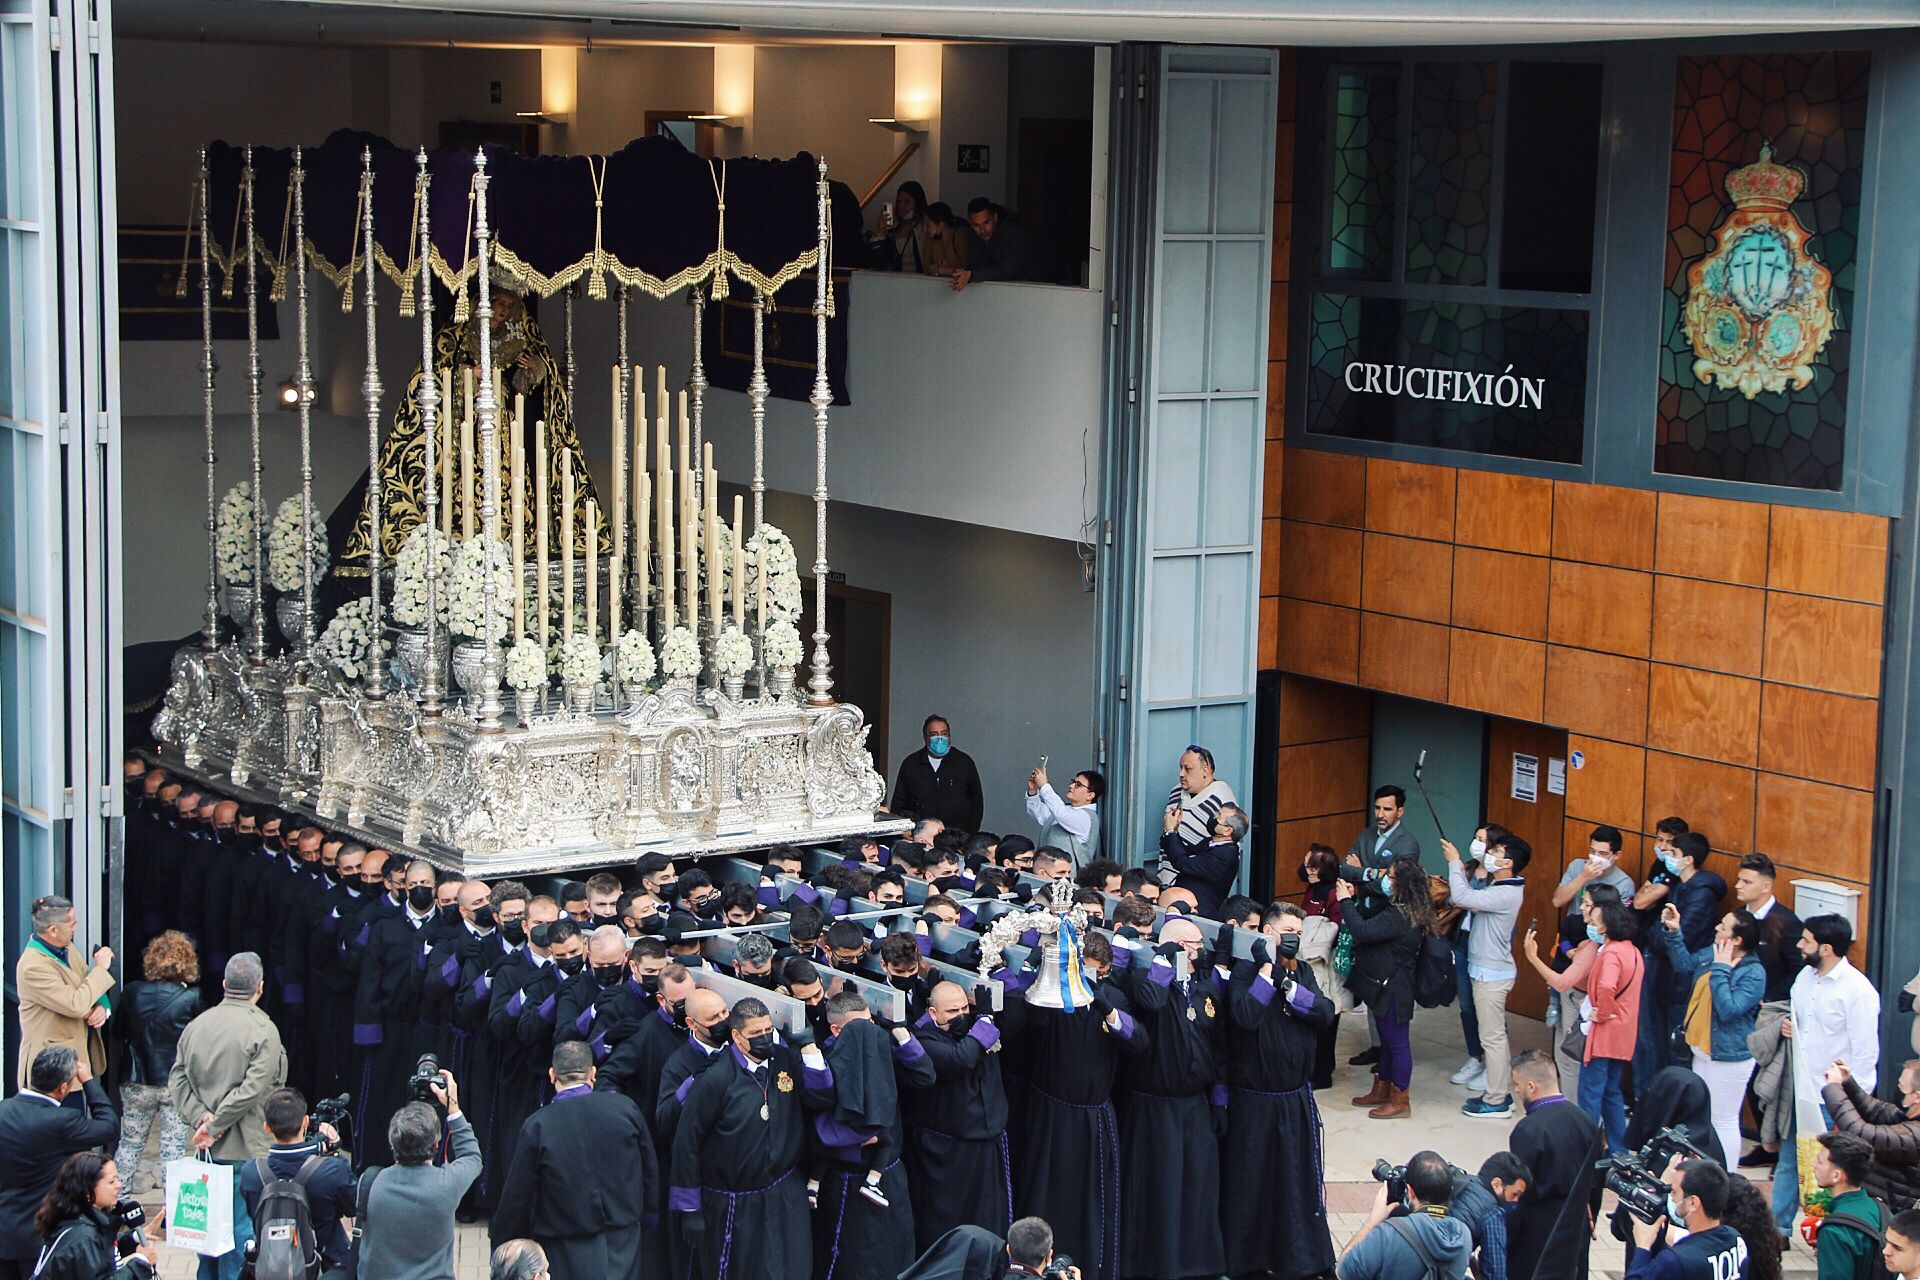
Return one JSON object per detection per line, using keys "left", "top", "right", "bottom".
{"left": 806, "top": 161, "right": 834, "bottom": 706}
{"left": 198, "top": 151, "right": 219, "bottom": 650}
{"left": 359, "top": 147, "right": 386, "bottom": 695}
{"left": 243, "top": 148, "right": 268, "bottom": 667}
{"left": 749, "top": 290, "right": 768, "bottom": 533}
{"left": 292, "top": 148, "right": 317, "bottom": 665}
{"left": 689, "top": 282, "right": 707, "bottom": 513}
{"left": 416, "top": 149, "right": 445, "bottom": 717}
{"left": 472, "top": 152, "right": 505, "bottom": 732}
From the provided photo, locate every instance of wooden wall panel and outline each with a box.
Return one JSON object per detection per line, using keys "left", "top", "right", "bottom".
{"left": 1364, "top": 458, "right": 1456, "bottom": 541}
{"left": 1259, "top": 598, "right": 1278, "bottom": 669}
{"left": 1769, "top": 506, "right": 1890, "bottom": 604}
{"left": 1763, "top": 593, "right": 1884, "bottom": 698}
{"left": 1281, "top": 448, "right": 1366, "bottom": 528}
{"left": 1278, "top": 519, "right": 1364, "bottom": 608}
{"left": 1277, "top": 673, "right": 1372, "bottom": 745}
{"left": 1454, "top": 469, "right": 1553, "bottom": 556}
{"left": 1277, "top": 737, "right": 1371, "bottom": 820}
{"left": 1261, "top": 517, "right": 1282, "bottom": 596}
{"left": 1263, "top": 438, "right": 1285, "bottom": 516}
{"left": 1274, "top": 598, "right": 1359, "bottom": 684}
{"left": 1643, "top": 750, "right": 1756, "bottom": 853}
{"left": 1651, "top": 575, "right": 1767, "bottom": 678}
{"left": 1453, "top": 548, "right": 1549, "bottom": 641}
{"left": 1482, "top": 717, "right": 1568, "bottom": 1020}
{"left": 1645, "top": 665, "right": 1762, "bottom": 767}
{"left": 1553, "top": 481, "right": 1656, "bottom": 571}
{"left": 1547, "top": 561, "right": 1654, "bottom": 659}
{"left": 1756, "top": 773, "right": 1874, "bottom": 884}
{"left": 1359, "top": 613, "right": 1451, "bottom": 703}
{"left": 1758, "top": 683, "right": 1878, "bottom": 791}
{"left": 1563, "top": 735, "right": 1646, "bottom": 835}
{"left": 1654, "top": 492, "right": 1770, "bottom": 586}
{"left": 1449, "top": 630, "right": 1545, "bottom": 722}
{"left": 1361, "top": 533, "right": 1453, "bottom": 623}
{"left": 1544, "top": 646, "right": 1650, "bottom": 744}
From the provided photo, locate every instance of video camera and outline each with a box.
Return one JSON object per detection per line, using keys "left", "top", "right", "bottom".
{"left": 1372, "top": 1157, "right": 1467, "bottom": 1209}
{"left": 310, "top": 1093, "right": 351, "bottom": 1154}
{"left": 1042, "top": 1256, "right": 1076, "bottom": 1279}
{"left": 1597, "top": 1124, "right": 1709, "bottom": 1224}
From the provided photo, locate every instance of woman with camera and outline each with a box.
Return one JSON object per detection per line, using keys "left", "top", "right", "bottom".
{"left": 27, "top": 1152, "right": 154, "bottom": 1280}
{"left": 1661, "top": 906, "right": 1765, "bottom": 1165}
{"left": 1338, "top": 854, "right": 1437, "bottom": 1120}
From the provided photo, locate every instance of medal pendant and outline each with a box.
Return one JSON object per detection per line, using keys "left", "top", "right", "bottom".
{"left": 1186, "top": 1005, "right": 1197, "bottom": 1021}
{"left": 760, "top": 1102, "right": 770, "bottom": 1121}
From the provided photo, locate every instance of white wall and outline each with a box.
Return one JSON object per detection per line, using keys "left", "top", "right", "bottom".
{"left": 570, "top": 46, "right": 716, "bottom": 157}
{"left": 934, "top": 44, "right": 1010, "bottom": 214}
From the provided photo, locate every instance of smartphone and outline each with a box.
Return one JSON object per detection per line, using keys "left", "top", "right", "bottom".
{"left": 1039, "top": 754, "right": 1048, "bottom": 772}
{"left": 1526, "top": 917, "right": 1537, "bottom": 935}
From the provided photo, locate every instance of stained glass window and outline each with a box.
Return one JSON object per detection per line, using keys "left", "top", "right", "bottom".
{"left": 1657, "top": 52, "right": 1870, "bottom": 490}
{"left": 1405, "top": 62, "right": 1496, "bottom": 287}
{"left": 1327, "top": 70, "right": 1398, "bottom": 278}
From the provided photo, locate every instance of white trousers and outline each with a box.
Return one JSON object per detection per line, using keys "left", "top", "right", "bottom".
{"left": 1691, "top": 1047, "right": 1756, "bottom": 1166}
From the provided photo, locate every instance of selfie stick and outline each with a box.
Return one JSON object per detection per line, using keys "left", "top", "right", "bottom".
{"left": 1412, "top": 748, "right": 1448, "bottom": 844}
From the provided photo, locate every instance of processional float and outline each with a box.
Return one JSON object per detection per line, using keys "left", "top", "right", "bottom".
{"left": 153, "top": 135, "right": 900, "bottom": 875}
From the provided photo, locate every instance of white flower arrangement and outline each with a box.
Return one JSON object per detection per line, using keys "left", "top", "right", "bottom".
{"left": 267, "top": 494, "right": 329, "bottom": 592}
{"left": 391, "top": 525, "right": 454, "bottom": 628}
{"left": 318, "top": 598, "right": 386, "bottom": 682}
{"left": 659, "top": 626, "right": 702, "bottom": 681}
{"left": 763, "top": 618, "right": 803, "bottom": 670}
{"left": 746, "top": 525, "right": 804, "bottom": 624}
{"left": 694, "top": 521, "right": 736, "bottom": 609}
{"left": 216, "top": 482, "right": 255, "bottom": 584}
{"left": 714, "top": 627, "right": 753, "bottom": 679}
{"left": 504, "top": 637, "right": 547, "bottom": 692}
{"left": 614, "top": 628, "right": 656, "bottom": 686}
{"left": 557, "top": 633, "right": 602, "bottom": 688}
{"left": 447, "top": 536, "right": 514, "bottom": 640}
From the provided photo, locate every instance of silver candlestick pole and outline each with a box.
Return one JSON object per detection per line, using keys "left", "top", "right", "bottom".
{"left": 564, "top": 286, "right": 576, "bottom": 420}
{"left": 807, "top": 161, "right": 834, "bottom": 706}
{"left": 359, "top": 147, "right": 386, "bottom": 696}
{"left": 243, "top": 148, "right": 268, "bottom": 667}
{"left": 416, "top": 149, "right": 445, "bottom": 716}
{"left": 291, "top": 148, "right": 317, "bottom": 666}
{"left": 689, "top": 281, "right": 708, "bottom": 514}
{"left": 198, "top": 150, "right": 219, "bottom": 650}
{"left": 472, "top": 151, "right": 505, "bottom": 732}
{"left": 748, "top": 288, "right": 769, "bottom": 690}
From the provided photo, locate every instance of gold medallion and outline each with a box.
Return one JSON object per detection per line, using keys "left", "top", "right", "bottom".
{"left": 776, "top": 1070, "right": 795, "bottom": 1093}
{"left": 1204, "top": 995, "right": 1216, "bottom": 1019}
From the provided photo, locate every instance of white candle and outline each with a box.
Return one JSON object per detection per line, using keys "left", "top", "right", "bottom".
{"left": 439, "top": 371, "right": 454, "bottom": 539}
{"left": 460, "top": 368, "right": 475, "bottom": 540}
{"left": 677, "top": 392, "right": 690, "bottom": 526}
{"left": 536, "top": 421, "right": 549, "bottom": 647}
{"left": 610, "top": 365, "right": 626, "bottom": 637}
{"left": 632, "top": 366, "right": 646, "bottom": 620}
{"left": 562, "top": 454, "right": 575, "bottom": 642}
{"left": 705, "top": 482, "right": 719, "bottom": 631}
{"left": 661, "top": 506, "right": 675, "bottom": 631}
{"left": 637, "top": 473, "right": 651, "bottom": 614}
{"left": 585, "top": 498, "right": 598, "bottom": 644}
{"left": 682, "top": 517, "right": 695, "bottom": 631}
{"left": 731, "top": 496, "right": 744, "bottom": 629}
{"left": 510, "top": 436, "right": 525, "bottom": 640}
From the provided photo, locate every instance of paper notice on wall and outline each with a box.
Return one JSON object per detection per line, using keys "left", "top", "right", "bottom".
{"left": 1511, "top": 753, "right": 1539, "bottom": 803}
{"left": 1547, "top": 758, "right": 1567, "bottom": 796}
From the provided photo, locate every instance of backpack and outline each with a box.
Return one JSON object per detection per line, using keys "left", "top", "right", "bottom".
{"left": 1822, "top": 1198, "right": 1897, "bottom": 1280}
{"left": 1412, "top": 931, "right": 1457, "bottom": 1009}
{"left": 249, "top": 1156, "right": 326, "bottom": 1280}
{"left": 344, "top": 1166, "right": 384, "bottom": 1280}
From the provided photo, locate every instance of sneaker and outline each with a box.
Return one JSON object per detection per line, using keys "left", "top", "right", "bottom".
{"left": 1738, "top": 1147, "right": 1779, "bottom": 1169}
{"left": 1449, "top": 1058, "right": 1485, "bottom": 1086}
{"left": 1349, "top": 1047, "right": 1381, "bottom": 1066}
{"left": 858, "top": 1181, "right": 891, "bottom": 1208}
{"left": 1462, "top": 1096, "right": 1513, "bottom": 1118}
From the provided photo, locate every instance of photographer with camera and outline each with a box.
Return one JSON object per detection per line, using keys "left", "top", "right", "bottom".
{"left": 1337, "top": 1151, "right": 1471, "bottom": 1280}
{"left": 1448, "top": 1153, "right": 1531, "bottom": 1280}
{"left": 236, "top": 1089, "right": 357, "bottom": 1279}
{"left": 355, "top": 1070, "right": 481, "bottom": 1280}
{"left": 25, "top": 1153, "right": 154, "bottom": 1280}
{"left": 1000, "top": 1217, "right": 1080, "bottom": 1280}
{"left": 1624, "top": 1157, "right": 1748, "bottom": 1280}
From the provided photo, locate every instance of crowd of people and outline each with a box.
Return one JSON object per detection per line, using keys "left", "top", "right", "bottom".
{"left": 5, "top": 735, "right": 1920, "bottom": 1280}
{"left": 865, "top": 183, "right": 1050, "bottom": 288}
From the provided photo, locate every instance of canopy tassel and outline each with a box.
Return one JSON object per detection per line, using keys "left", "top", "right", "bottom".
{"left": 586, "top": 155, "right": 609, "bottom": 301}
{"left": 707, "top": 159, "right": 730, "bottom": 301}
{"left": 452, "top": 179, "right": 477, "bottom": 324}
{"left": 398, "top": 169, "right": 424, "bottom": 318}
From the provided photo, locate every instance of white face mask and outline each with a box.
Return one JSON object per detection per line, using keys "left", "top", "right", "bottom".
{"left": 1469, "top": 839, "right": 1487, "bottom": 860}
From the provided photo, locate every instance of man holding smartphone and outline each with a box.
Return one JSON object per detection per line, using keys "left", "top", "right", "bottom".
{"left": 1025, "top": 761, "right": 1104, "bottom": 872}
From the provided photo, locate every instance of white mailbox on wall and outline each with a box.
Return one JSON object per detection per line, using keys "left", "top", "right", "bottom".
{"left": 1791, "top": 878, "right": 1863, "bottom": 933}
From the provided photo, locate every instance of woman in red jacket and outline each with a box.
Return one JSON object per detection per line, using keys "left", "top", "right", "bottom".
{"left": 1579, "top": 898, "right": 1644, "bottom": 1154}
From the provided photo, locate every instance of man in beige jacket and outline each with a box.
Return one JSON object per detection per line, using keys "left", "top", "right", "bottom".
{"left": 168, "top": 951, "right": 287, "bottom": 1162}
{"left": 15, "top": 894, "right": 114, "bottom": 1088}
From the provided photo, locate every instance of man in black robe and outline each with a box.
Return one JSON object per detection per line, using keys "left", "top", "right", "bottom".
{"left": 1507, "top": 1050, "right": 1605, "bottom": 1280}
{"left": 452, "top": 881, "right": 525, "bottom": 1215}
{"left": 305, "top": 842, "right": 370, "bottom": 1100}
{"left": 598, "top": 961, "right": 698, "bottom": 1108}
{"left": 810, "top": 992, "right": 937, "bottom": 1280}
{"left": 1115, "top": 918, "right": 1226, "bottom": 1280}
{"left": 1222, "top": 902, "right": 1337, "bottom": 1279}
{"left": 669, "top": 996, "right": 837, "bottom": 1280}
{"left": 491, "top": 1041, "right": 657, "bottom": 1280}
{"left": 343, "top": 852, "right": 415, "bottom": 1167}
{"left": 553, "top": 925, "right": 654, "bottom": 1063}
{"left": 651, "top": 987, "right": 730, "bottom": 1280}
{"left": 903, "top": 980, "right": 1013, "bottom": 1252}
{"left": 479, "top": 896, "right": 564, "bottom": 1213}
{"left": 418, "top": 878, "right": 494, "bottom": 1080}
{"left": 515, "top": 919, "right": 587, "bottom": 1099}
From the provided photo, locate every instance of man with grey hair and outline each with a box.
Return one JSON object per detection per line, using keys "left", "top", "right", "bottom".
{"left": 358, "top": 1069, "right": 482, "bottom": 1280}
{"left": 1158, "top": 803, "right": 1245, "bottom": 920}
{"left": 0, "top": 1046, "right": 119, "bottom": 1280}
{"left": 489, "top": 1239, "right": 550, "bottom": 1280}
{"left": 732, "top": 932, "right": 778, "bottom": 988}
{"left": 1003, "top": 1216, "right": 1082, "bottom": 1278}
{"left": 15, "top": 893, "right": 115, "bottom": 1089}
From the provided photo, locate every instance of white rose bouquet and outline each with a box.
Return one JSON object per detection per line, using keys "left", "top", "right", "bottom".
{"left": 505, "top": 637, "right": 547, "bottom": 692}
{"left": 746, "top": 525, "right": 803, "bottom": 624}
{"left": 447, "top": 536, "right": 514, "bottom": 640}
{"left": 715, "top": 627, "right": 753, "bottom": 679}
{"left": 763, "top": 618, "right": 803, "bottom": 670}
{"left": 216, "top": 482, "right": 255, "bottom": 584}
{"left": 391, "top": 526, "right": 454, "bottom": 627}
{"left": 318, "top": 597, "right": 386, "bottom": 682}
{"left": 614, "top": 629, "right": 656, "bottom": 686}
{"left": 267, "top": 495, "right": 329, "bottom": 593}
{"left": 660, "top": 626, "right": 702, "bottom": 681}
{"left": 557, "top": 633, "right": 601, "bottom": 688}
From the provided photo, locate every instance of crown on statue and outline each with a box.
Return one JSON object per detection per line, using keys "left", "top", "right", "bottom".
{"left": 1724, "top": 142, "right": 1805, "bottom": 211}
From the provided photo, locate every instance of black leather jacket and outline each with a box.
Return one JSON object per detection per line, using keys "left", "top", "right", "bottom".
{"left": 32, "top": 1210, "right": 118, "bottom": 1280}
{"left": 116, "top": 981, "right": 201, "bottom": 1086}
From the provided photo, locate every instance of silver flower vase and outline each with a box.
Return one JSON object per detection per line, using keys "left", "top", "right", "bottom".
{"left": 767, "top": 667, "right": 796, "bottom": 700}
{"left": 451, "top": 638, "right": 492, "bottom": 695}
{"left": 275, "top": 594, "right": 310, "bottom": 652}
{"left": 722, "top": 675, "right": 747, "bottom": 702}
{"left": 392, "top": 625, "right": 449, "bottom": 689}
{"left": 221, "top": 582, "right": 256, "bottom": 628}
{"left": 514, "top": 688, "right": 541, "bottom": 724}
{"left": 565, "top": 682, "right": 596, "bottom": 713}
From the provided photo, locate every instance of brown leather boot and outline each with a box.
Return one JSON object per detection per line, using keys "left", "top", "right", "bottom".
{"left": 1350, "top": 1076, "right": 1391, "bottom": 1108}
{"left": 1369, "top": 1085, "right": 1412, "bottom": 1119}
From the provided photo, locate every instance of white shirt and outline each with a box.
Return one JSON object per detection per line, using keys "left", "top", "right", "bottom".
{"left": 1789, "top": 957, "right": 1880, "bottom": 1095}
{"left": 1024, "top": 784, "right": 1094, "bottom": 840}
{"left": 1750, "top": 896, "right": 1777, "bottom": 920}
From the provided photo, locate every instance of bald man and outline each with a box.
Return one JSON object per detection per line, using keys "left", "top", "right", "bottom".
{"left": 552, "top": 927, "right": 635, "bottom": 1065}
{"left": 420, "top": 878, "right": 496, "bottom": 1074}
{"left": 644, "top": 986, "right": 729, "bottom": 1280}
{"left": 1159, "top": 886, "right": 1200, "bottom": 916}
{"left": 1112, "top": 916, "right": 1227, "bottom": 1278}
{"left": 902, "top": 979, "right": 1012, "bottom": 1251}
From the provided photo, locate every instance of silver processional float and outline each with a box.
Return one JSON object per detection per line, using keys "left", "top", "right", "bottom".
{"left": 153, "top": 144, "right": 901, "bottom": 876}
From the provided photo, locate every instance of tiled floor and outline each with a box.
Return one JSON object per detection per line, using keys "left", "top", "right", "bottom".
{"left": 138, "top": 1011, "right": 1815, "bottom": 1279}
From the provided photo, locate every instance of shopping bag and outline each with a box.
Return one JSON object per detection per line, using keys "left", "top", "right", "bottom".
{"left": 164, "top": 1154, "right": 235, "bottom": 1256}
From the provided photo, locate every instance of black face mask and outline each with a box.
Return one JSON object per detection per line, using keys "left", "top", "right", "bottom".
{"left": 324, "top": 865, "right": 343, "bottom": 883}
{"left": 438, "top": 904, "right": 462, "bottom": 926}
{"left": 1276, "top": 932, "right": 1302, "bottom": 960}
{"left": 694, "top": 1022, "right": 726, "bottom": 1048}
{"left": 529, "top": 922, "right": 551, "bottom": 949}
{"left": 889, "top": 973, "right": 920, "bottom": 992}
{"left": 667, "top": 998, "right": 688, "bottom": 1029}
{"left": 473, "top": 905, "right": 495, "bottom": 930}
{"left": 655, "top": 880, "right": 680, "bottom": 902}
{"left": 741, "top": 969, "right": 777, "bottom": 990}
{"left": 408, "top": 885, "right": 437, "bottom": 912}
{"left": 555, "top": 954, "right": 586, "bottom": 978}
{"left": 593, "top": 962, "right": 626, "bottom": 989}
{"left": 746, "top": 1032, "right": 776, "bottom": 1061}
{"left": 691, "top": 896, "right": 720, "bottom": 919}
{"left": 501, "top": 920, "right": 527, "bottom": 947}
{"left": 638, "top": 973, "right": 661, "bottom": 995}
{"left": 946, "top": 1013, "right": 975, "bottom": 1037}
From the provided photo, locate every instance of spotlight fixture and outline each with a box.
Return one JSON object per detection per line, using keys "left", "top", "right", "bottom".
{"left": 687, "top": 113, "right": 743, "bottom": 128}
{"left": 276, "top": 379, "right": 306, "bottom": 411}
{"left": 868, "top": 117, "right": 930, "bottom": 134}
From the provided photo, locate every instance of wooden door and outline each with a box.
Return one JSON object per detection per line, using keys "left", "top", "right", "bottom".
{"left": 1482, "top": 717, "right": 1568, "bottom": 1019}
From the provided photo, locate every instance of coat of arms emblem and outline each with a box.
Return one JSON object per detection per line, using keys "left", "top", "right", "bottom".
{"left": 1683, "top": 141, "right": 1836, "bottom": 400}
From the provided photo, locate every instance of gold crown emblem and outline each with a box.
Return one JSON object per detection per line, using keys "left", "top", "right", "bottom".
{"left": 1724, "top": 142, "right": 1806, "bottom": 211}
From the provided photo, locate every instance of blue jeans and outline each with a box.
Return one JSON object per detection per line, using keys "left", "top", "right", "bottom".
{"left": 1578, "top": 1058, "right": 1628, "bottom": 1154}
{"left": 1453, "top": 931, "right": 1483, "bottom": 1060}
{"left": 1377, "top": 1011, "right": 1413, "bottom": 1089}
{"left": 1772, "top": 1102, "right": 1832, "bottom": 1236}
{"left": 195, "top": 1163, "right": 255, "bottom": 1280}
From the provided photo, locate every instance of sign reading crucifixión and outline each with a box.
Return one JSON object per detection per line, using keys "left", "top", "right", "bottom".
{"left": 1341, "top": 361, "right": 1548, "bottom": 411}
